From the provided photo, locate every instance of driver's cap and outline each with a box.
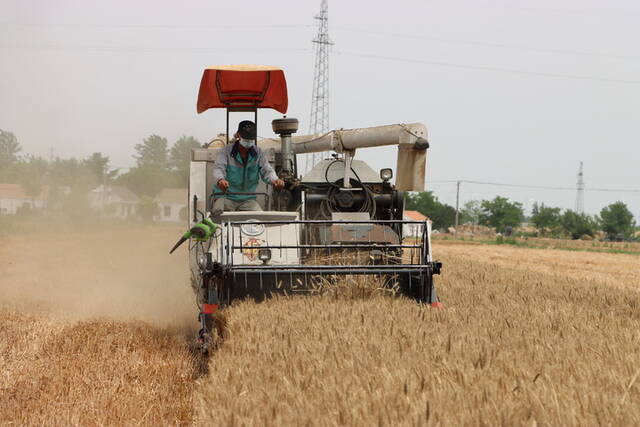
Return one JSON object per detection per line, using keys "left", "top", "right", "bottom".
{"left": 237, "top": 120, "right": 257, "bottom": 139}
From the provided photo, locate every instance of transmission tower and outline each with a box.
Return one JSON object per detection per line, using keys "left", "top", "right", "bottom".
{"left": 306, "top": 0, "right": 332, "bottom": 172}
{"left": 575, "top": 161, "right": 585, "bottom": 214}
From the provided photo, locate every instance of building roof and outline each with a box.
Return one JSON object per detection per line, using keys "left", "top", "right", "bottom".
{"left": 403, "top": 210, "right": 429, "bottom": 221}
{"left": 0, "top": 183, "right": 48, "bottom": 201}
{"left": 91, "top": 185, "right": 140, "bottom": 203}
{"left": 154, "top": 188, "right": 187, "bottom": 205}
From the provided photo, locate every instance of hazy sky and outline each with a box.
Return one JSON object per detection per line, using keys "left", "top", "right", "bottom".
{"left": 1, "top": 0, "right": 639, "bottom": 218}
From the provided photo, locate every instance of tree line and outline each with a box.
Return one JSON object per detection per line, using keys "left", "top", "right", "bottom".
{"left": 405, "top": 192, "right": 638, "bottom": 241}
{"left": 0, "top": 129, "right": 201, "bottom": 200}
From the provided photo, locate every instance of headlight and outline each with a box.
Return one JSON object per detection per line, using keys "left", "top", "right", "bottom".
{"left": 380, "top": 168, "right": 393, "bottom": 181}
{"left": 240, "top": 221, "right": 265, "bottom": 236}
{"left": 258, "top": 249, "right": 271, "bottom": 263}
{"left": 197, "top": 252, "right": 207, "bottom": 269}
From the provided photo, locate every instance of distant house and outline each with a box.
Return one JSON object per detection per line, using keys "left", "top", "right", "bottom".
{"left": 154, "top": 188, "right": 188, "bottom": 223}
{"left": 0, "top": 183, "right": 48, "bottom": 214}
{"left": 89, "top": 185, "right": 140, "bottom": 219}
{"left": 402, "top": 210, "right": 431, "bottom": 237}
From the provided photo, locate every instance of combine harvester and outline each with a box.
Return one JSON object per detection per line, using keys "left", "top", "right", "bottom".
{"left": 175, "top": 65, "right": 442, "bottom": 350}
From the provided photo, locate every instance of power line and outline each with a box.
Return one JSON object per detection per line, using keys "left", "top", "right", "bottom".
{"left": 427, "top": 179, "right": 640, "bottom": 193}
{"left": 333, "top": 27, "right": 640, "bottom": 61}
{"left": 0, "top": 44, "right": 310, "bottom": 54}
{"left": 335, "top": 50, "right": 640, "bottom": 85}
{"left": 0, "top": 22, "right": 312, "bottom": 30}
{"left": 431, "top": 178, "right": 640, "bottom": 224}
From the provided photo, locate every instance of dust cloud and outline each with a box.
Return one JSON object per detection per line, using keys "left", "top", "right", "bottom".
{"left": 0, "top": 225, "right": 196, "bottom": 328}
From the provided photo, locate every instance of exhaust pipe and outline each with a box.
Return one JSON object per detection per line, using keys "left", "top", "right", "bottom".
{"left": 271, "top": 117, "right": 299, "bottom": 178}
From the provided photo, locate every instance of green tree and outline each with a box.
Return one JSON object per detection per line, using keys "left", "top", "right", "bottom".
{"left": 134, "top": 135, "right": 169, "bottom": 170}
{"left": 405, "top": 192, "right": 456, "bottom": 230}
{"left": 599, "top": 201, "right": 636, "bottom": 239}
{"left": 48, "top": 158, "right": 94, "bottom": 189}
{"left": 169, "top": 136, "right": 200, "bottom": 186}
{"left": 530, "top": 202, "right": 562, "bottom": 235}
{"left": 460, "top": 200, "right": 482, "bottom": 225}
{"left": 479, "top": 196, "right": 524, "bottom": 232}
{"left": 83, "top": 152, "right": 118, "bottom": 185}
{"left": 0, "top": 130, "right": 22, "bottom": 181}
{"left": 117, "top": 166, "right": 165, "bottom": 198}
{"left": 15, "top": 156, "right": 48, "bottom": 200}
{"left": 120, "top": 134, "right": 171, "bottom": 197}
{"left": 45, "top": 158, "right": 99, "bottom": 214}
{"left": 561, "top": 210, "right": 598, "bottom": 239}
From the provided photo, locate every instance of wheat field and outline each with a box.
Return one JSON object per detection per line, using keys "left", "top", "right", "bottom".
{"left": 1, "top": 227, "right": 639, "bottom": 426}
{"left": 0, "top": 227, "right": 201, "bottom": 425}
{"left": 196, "top": 245, "right": 640, "bottom": 426}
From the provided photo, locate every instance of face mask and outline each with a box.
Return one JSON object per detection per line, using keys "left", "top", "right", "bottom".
{"left": 239, "top": 138, "right": 254, "bottom": 149}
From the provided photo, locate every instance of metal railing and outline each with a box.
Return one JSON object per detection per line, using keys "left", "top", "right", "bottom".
{"left": 218, "top": 219, "right": 430, "bottom": 271}
{"left": 210, "top": 191, "right": 271, "bottom": 211}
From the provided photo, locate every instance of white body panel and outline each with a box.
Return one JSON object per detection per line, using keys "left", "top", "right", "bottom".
{"left": 211, "top": 211, "right": 300, "bottom": 266}
{"left": 188, "top": 161, "right": 208, "bottom": 223}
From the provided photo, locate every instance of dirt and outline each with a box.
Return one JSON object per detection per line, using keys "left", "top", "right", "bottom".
{"left": 0, "top": 226, "right": 194, "bottom": 326}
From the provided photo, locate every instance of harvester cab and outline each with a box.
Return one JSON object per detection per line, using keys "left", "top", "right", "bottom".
{"left": 184, "top": 65, "right": 442, "bottom": 350}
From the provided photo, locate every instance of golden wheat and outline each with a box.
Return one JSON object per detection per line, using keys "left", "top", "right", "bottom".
{"left": 196, "top": 244, "right": 640, "bottom": 426}
{"left": 2, "top": 229, "right": 639, "bottom": 426}
{"left": 0, "top": 227, "right": 199, "bottom": 426}
{"left": 0, "top": 312, "right": 197, "bottom": 425}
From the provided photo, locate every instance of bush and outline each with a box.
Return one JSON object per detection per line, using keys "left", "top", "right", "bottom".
{"left": 138, "top": 196, "right": 159, "bottom": 222}
{"left": 599, "top": 201, "right": 636, "bottom": 240}
{"left": 561, "top": 210, "right": 598, "bottom": 240}
{"left": 530, "top": 203, "right": 561, "bottom": 236}
{"left": 479, "top": 196, "right": 523, "bottom": 233}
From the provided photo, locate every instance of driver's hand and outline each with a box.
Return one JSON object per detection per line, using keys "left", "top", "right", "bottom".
{"left": 217, "top": 179, "right": 229, "bottom": 191}
{"left": 272, "top": 179, "right": 285, "bottom": 189}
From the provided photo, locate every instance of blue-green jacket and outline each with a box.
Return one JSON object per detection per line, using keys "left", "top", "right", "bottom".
{"left": 212, "top": 142, "right": 278, "bottom": 201}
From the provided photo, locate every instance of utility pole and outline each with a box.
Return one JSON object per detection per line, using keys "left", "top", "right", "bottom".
{"left": 575, "top": 162, "right": 585, "bottom": 214}
{"left": 306, "top": 0, "right": 332, "bottom": 173}
{"left": 454, "top": 180, "right": 461, "bottom": 229}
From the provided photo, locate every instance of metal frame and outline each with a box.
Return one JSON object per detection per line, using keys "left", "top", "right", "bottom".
{"left": 219, "top": 219, "right": 435, "bottom": 275}
{"left": 195, "top": 218, "right": 440, "bottom": 352}
{"left": 225, "top": 108, "right": 258, "bottom": 145}
{"left": 210, "top": 192, "right": 272, "bottom": 211}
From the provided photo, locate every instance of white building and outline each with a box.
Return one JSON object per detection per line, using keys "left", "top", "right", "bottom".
{"left": 154, "top": 188, "right": 188, "bottom": 223}
{"left": 0, "top": 183, "right": 47, "bottom": 214}
{"left": 89, "top": 185, "right": 140, "bottom": 219}
{"left": 402, "top": 210, "right": 431, "bottom": 237}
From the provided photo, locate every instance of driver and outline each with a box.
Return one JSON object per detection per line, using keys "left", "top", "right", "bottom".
{"left": 212, "top": 120, "right": 284, "bottom": 212}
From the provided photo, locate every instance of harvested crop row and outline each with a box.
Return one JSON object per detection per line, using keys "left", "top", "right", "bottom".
{"left": 0, "top": 227, "right": 200, "bottom": 425}
{"left": 196, "top": 249, "right": 640, "bottom": 426}
{"left": 0, "top": 311, "right": 198, "bottom": 425}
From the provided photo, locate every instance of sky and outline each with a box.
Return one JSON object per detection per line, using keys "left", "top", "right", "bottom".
{"left": 1, "top": 0, "right": 639, "bottom": 218}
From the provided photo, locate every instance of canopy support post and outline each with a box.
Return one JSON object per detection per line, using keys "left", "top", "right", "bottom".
{"left": 226, "top": 108, "right": 230, "bottom": 144}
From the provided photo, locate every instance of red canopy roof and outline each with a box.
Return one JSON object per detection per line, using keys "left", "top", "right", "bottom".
{"left": 196, "top": 65, "right": 288, "bottom": 114}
